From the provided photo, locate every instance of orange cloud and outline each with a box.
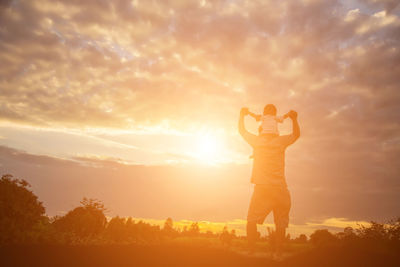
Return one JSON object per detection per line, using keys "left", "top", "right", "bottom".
{"left": 0, "top": 0, "right": 399, "bottom": 229}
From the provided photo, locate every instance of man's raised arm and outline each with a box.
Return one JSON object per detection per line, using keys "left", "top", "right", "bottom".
{"left": 289, "top": 110, "right": 300, "bottom": 142}
{"left": 238, "top": 107, "right": 257, "bottom": 146}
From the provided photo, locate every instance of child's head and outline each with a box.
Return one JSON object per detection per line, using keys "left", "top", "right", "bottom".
{"left": 263, "top": 104, "right": 277, "bottom": 116}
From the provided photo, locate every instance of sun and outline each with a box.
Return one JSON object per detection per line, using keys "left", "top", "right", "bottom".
{"left": 194, "top": 133, "right": 221, "bottom": 164}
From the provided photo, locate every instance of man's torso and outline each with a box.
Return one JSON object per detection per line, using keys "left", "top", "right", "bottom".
{"left": 250, "top": 136, "right": 290, "bottom": 187}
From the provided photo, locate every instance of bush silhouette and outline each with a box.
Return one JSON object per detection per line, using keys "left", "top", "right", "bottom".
{"left": 162, "top": 217, "right": 178, "bottom": 238}
{"left": 220, "top": 226, "right": 235, "bottom": 246}
{"left": 186, "top": 222, "right": 200, "bottom": 237}
{"left": 0, "top": 174, "right": 45, "bottom": 243}
{"left": 294, "top": 234, "right": 308, "bottom": 243}
{"left": 163, "top": 217, "right": 174, "bottom": 232}
{"left": 353, "top": 219, "right": 400, "bottom": 251}
{"left": 310, "top": 229, "right": 337, "bottom": 247}
{"left": 387, "top": 218, "right": 400, "bottom": 243}
{"left": 52, "top": 198, "right": 107, "bottom": 240}
{"left": 104, "top": 216, "right": 129, "bottom": 242}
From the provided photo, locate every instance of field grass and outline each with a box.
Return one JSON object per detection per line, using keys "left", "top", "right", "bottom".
{"left": 2, "top": 241, "right": 399, "bottom": 267}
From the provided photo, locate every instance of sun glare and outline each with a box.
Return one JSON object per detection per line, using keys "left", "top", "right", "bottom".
{"left": 194, "top": 133, "right": 221, "bottom": 164}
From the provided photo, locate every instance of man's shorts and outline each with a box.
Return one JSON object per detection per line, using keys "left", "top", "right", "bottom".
{"left": 247, "top": 184, "right": 291, "bottom": 228}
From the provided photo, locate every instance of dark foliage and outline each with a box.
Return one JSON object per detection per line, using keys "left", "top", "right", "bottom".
{"left": 52, "top": 198, "right": 107, "bottom": 241}
{"left": 103, "top": 217, "right": 162, "bottom": 244}
{"left": 310, "top": 229, "right": 337, "bottom": 247}
{"left": 0, "top": 174, "right": 46, "bottom": 244}
{"left": 294, "top": 234, "right": 308, "bottom": 243}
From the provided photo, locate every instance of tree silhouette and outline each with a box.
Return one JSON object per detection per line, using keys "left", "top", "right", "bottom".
{"left": 294, "top": 234, "right": 308, "bottom": 243}
{"left": 162, "top": 217, "right": 178, "bottom": 238}
{"left": 220, "top": 226, "right": 233, "bottom": 246}
{"left": 105, "top": 216, "right": 127, "bottom": 242}
{"left": 52, "top": 197, "right": 107, "bottom": 240}
{"left": 336, "top": 226, "right": 357, "bottom": 243}
{"left": 0, "top": 174, "right": 45, "bottom": 243}
{"left": 310, "top": 229, "right": 337, "bottom": 247}
{"left": 354, "top": 219, "right": 400, "bottom": 250}
{"left": 387, "top": 218, "right": 400, "bottom": 243}
{"left": 164, "top": 217, "right": 174, "bottom": 231}
{"left": 187, "top": 222, "right": 200, "bottom": 236}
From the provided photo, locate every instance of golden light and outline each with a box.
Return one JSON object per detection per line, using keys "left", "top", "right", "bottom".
{"left": 194, "top": 133, "right": 221, "bottom": 164}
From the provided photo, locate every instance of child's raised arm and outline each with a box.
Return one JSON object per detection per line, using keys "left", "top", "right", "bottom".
{"left": 283, "top": 112, "right": 290, "bottom": 119}
{"left": 248, "top": 111, "right": 261, "bottom": 122}
{"left": 276, "top": 112, "right": 290, "bottom": 123}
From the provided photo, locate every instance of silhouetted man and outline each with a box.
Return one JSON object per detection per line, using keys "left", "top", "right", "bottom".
{"left": 238, "top": 105, "right": 300, "bottom": 258}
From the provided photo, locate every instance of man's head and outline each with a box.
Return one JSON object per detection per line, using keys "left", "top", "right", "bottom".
{"left": 263, "top": 104, "right": 277, "bottom": 116}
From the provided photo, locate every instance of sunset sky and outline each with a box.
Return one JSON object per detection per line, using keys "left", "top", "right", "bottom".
{"left": 1, "top": 0, "right": 399, "bottom": 235}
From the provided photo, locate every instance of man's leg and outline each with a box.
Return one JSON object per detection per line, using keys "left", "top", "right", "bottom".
{"left": 246, "top": 185, "right": 268, "bottom": 252}
{"left": 273, "top": 187, "right": 291, "bottom": 258}
{"left": 246, "top": 220, "right": 257, "bottom": 251}
{"left": 275, "top": 225, "right": 286, "bottom": 257}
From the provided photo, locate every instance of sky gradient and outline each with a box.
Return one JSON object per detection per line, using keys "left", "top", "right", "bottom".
{"left": 1, "top": 0, "right": 399, "bottom": 234}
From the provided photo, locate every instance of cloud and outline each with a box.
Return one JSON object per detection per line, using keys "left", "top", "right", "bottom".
{"left": 364, "top": 0, "right": 400, "bottom": 13}
{"left": 306, "top": 217, "right": 369, "bottom": 229}
{"left": 0, "top": 0, "right": 399, "bottom": 223}
{"left": 0, "top": 0, "right": 398, "bottom": 129}
{"left": 1, "top": 145, "right": 399, "bottom": 224}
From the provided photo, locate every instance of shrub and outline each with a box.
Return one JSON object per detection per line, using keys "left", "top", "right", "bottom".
{"left": 310, "top": 229, "right": 337, "bottom": 247}
{"left": 52, "top": 198, "right": 107, "bottom": 240}
{"left": 0, "top": 174, "right": 45, "bottom": 243}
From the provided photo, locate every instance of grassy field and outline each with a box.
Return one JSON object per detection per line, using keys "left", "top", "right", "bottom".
{"left": 2, "top": 241, "right": 399, "bottom": 267}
